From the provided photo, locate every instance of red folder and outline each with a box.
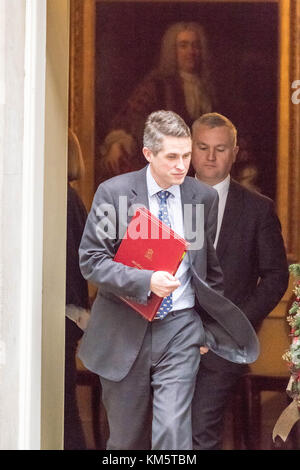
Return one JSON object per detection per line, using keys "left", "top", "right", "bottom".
{"left": 114, "top": 206, "right": 188, "bottom": 321}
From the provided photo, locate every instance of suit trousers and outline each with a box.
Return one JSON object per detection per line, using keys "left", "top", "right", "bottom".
{"left": 192, "top": 361, "right": 242, "bottom": 450}
{"left": 100, "top": 308, "right": 204, "bottom": 450}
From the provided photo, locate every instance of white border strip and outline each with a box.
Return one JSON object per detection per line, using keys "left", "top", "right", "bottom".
{"left": 0, "top": 1, "right": 5, "bottom": 370}
{"left": 0, "top": 0, "right": 5, "bottom": 106}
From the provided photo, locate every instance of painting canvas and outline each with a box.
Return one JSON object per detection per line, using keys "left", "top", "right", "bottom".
{"left": 95, "top": 1, "right": 278, "bottom": 200}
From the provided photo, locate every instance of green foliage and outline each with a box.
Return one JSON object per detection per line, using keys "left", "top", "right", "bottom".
{"left": 289, "top": 264, "right": 300, "bottom": 278}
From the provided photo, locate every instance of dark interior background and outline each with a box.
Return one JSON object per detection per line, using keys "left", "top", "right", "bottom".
{"left": 95, "top": 1, "right": 278, "bottom": 200}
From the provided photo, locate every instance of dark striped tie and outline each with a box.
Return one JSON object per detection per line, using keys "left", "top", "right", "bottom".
{"left": 155, "top": 190, "right": 173, "bottom": 320}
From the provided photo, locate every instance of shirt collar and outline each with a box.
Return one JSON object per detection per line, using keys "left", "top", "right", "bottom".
{"left": 195, "top": 173, "right": 230, "bottom": 196}
{"left": 213, "top": 174, "right": 230, "bottom": 196}
{"left": 146, "top": 164, "right": 180, "bottom": 199}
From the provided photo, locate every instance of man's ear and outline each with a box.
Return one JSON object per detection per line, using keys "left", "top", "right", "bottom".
{"left": 233, "top": 146, "right": 239, "bottom": 163}
{"left": 142, "top": 147, "right": 153, "bottom": 163}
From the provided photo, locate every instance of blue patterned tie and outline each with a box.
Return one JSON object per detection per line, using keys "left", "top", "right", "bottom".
{"left": 155, "top": 190, "right": 173, "bottom": 320}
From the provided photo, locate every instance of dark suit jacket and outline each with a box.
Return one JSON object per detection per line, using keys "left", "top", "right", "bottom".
{"left": 78, "top": 168, "right": 259, "bottom": 381}
{"left": 201, "top": 179, "right": 289, "bottom": 372}
{"left": 66, "top": 184, "right": 89, "bottom": 310}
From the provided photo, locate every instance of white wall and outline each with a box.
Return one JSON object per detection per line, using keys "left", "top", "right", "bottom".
{"left": 0, "top": 0, "right": 32, "bottom": 449}
{"left": 0, "top": 0, "right": 69, "bottom": 449}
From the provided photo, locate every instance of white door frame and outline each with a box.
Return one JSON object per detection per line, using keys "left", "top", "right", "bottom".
{"left": 0, "top": 0, "right": 69, "bottom": 450}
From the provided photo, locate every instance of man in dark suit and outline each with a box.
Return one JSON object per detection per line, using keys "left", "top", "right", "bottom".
{"left": 78, "top": 110, "right": 259, "bottom": 450}
{"left": 191, "top": 112, "right": 289, "bottom": 450}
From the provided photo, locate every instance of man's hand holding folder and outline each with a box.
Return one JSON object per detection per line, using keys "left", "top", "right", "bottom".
{"left": 150, "top": 271, "right": 180, "bottom": 298}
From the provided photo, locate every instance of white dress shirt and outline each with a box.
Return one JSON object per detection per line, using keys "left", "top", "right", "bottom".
{"left": 146, "top": 165, "right": 195, "bottom": 311}
{"left": 212, "top": 175, "right": 230, "bottom": 248}
{"left": 195, "top": 174, "right": 230, "bottom": 248}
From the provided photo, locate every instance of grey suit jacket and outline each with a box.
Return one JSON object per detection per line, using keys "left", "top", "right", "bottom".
{"left": 78, "top": 166, "right": 259, "bottom": 381}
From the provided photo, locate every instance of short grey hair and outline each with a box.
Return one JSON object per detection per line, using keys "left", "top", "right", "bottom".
{"left": 143, "top": 110, "right": 191, "bottom": 154}
{"left": 192, "top": 112, "right": 237, "bottom": 146}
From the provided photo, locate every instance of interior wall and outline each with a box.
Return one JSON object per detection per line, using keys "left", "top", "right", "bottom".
{"left": 0, "top": 0, "right": 27, "bottom": 449}
{"left": 41, "top": 0, "right": 70, "bottom": 450}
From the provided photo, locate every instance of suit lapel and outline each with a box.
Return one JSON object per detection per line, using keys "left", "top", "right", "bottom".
{"left": 114, "top": 166, "right": 149, "bottom": 243}
{"left": 127, "top": 166, "right": 149, "bottom": 212}
{"left": 216, "top": 179, "right": 244, "bottom": 260}
{"left": 180, "top": 179, "right": 203, "bottom": 265}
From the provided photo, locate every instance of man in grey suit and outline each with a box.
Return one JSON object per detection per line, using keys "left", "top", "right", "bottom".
{"left": 78, "top": 110, "right": 259, "bottom": 450}
{"left": 191, "top": 112, "right": 289, "bottom": 450}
